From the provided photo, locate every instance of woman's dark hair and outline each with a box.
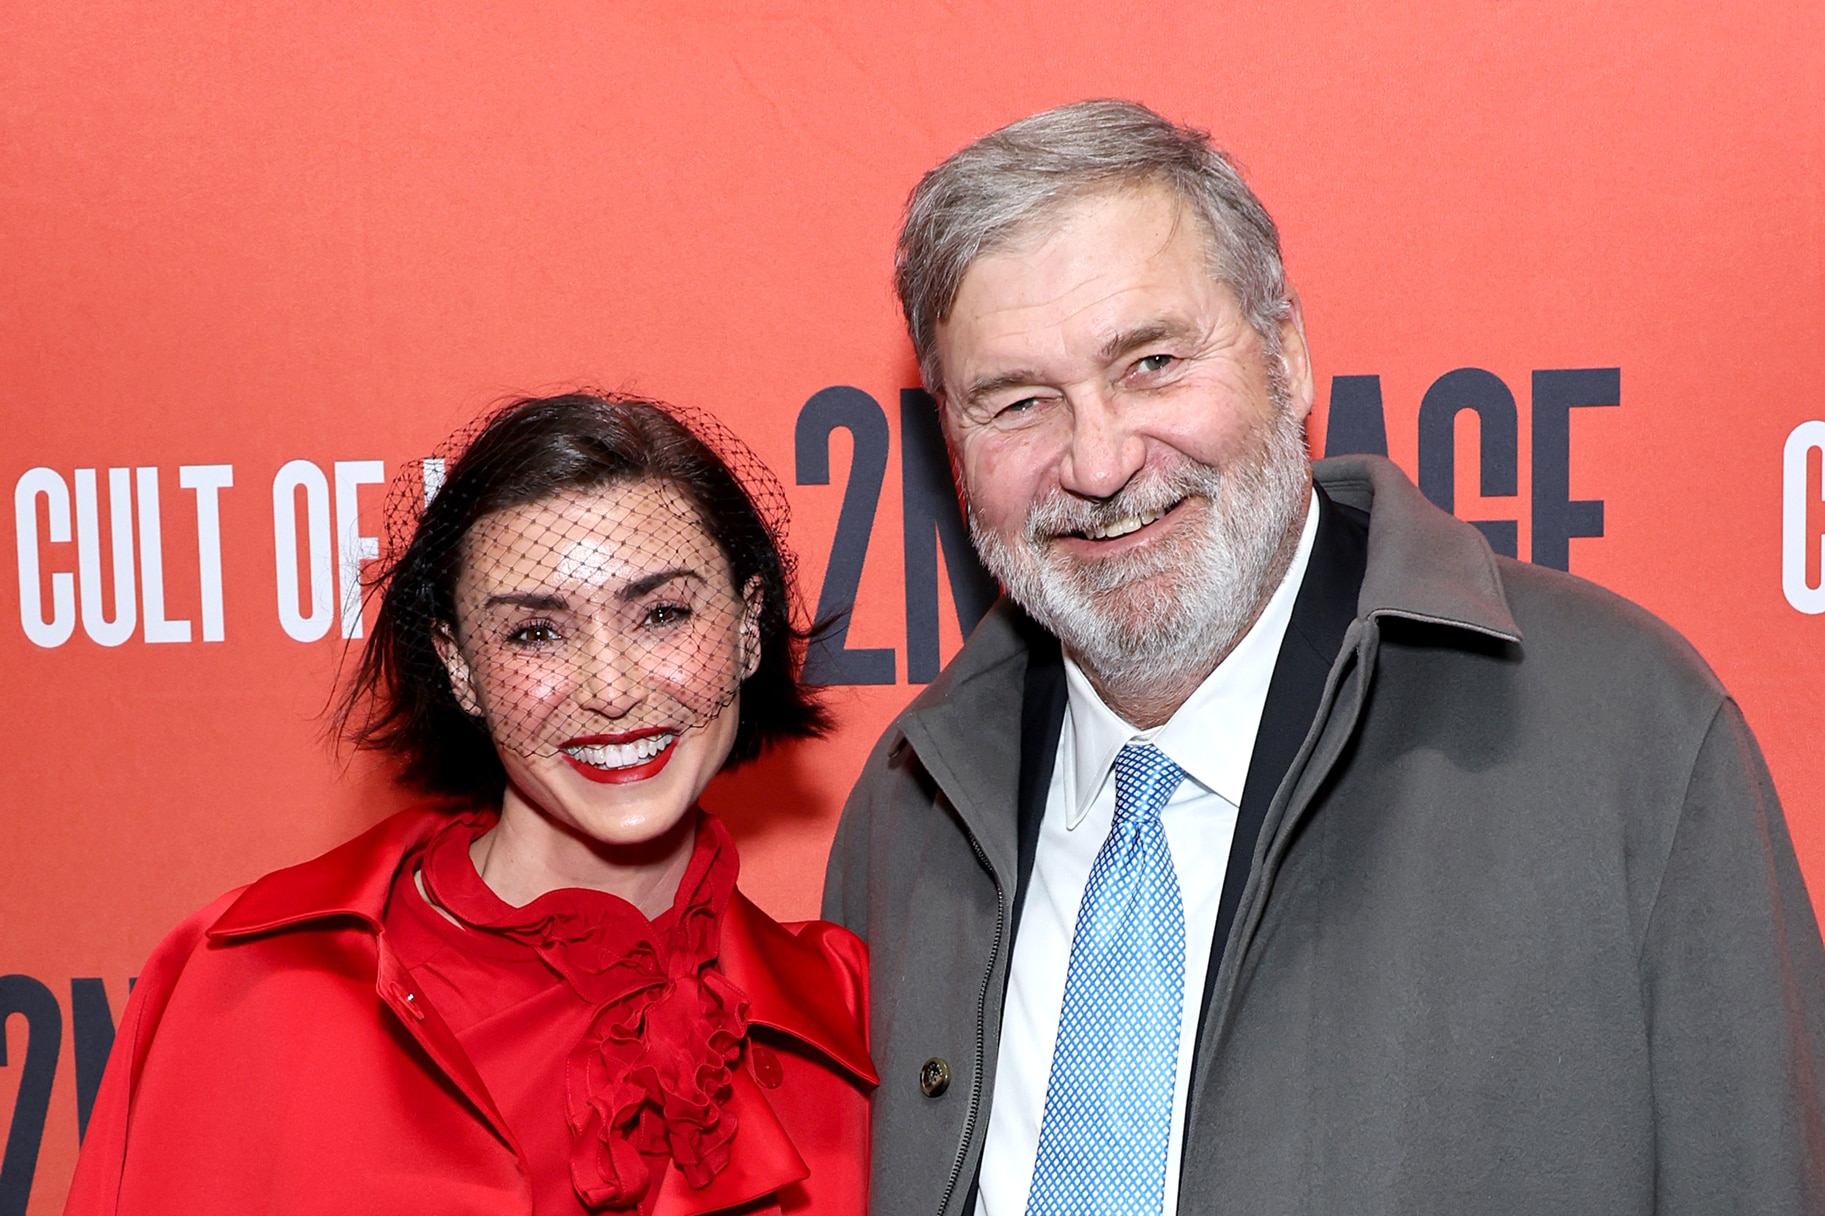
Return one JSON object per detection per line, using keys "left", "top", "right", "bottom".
{"left": 338, "top": 391, "right": 829, "bottom": 797}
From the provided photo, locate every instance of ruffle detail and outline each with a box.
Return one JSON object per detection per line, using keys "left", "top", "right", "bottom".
{"left": 566, "top": 958, "right": 747, "bottom": 1207}
{"left": 420, "top": 811, "right": 748, "bottom": 1214}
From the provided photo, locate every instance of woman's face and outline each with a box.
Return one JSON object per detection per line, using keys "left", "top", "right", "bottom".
{"left": 438, "top": 479, "right": 760, "bottom": 848}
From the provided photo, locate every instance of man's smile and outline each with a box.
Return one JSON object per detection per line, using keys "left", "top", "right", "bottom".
{"left": 1049, "top": 496, "right": 1195, "bottom": 558}
{"left": 1078, "top": 506, "right": 1166, "bottom": 541}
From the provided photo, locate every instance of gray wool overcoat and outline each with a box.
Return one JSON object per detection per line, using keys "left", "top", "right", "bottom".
{"left": 823, "top": 455, "right": 1825, "bottom": 1216}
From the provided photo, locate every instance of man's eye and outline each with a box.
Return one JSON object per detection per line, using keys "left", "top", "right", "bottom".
{"left": 1134, "top": 353, "right": 1175, "bottom": 375}
{"left": 506, "top": 619, "right": 560, "bottom": 646}
{"left": 996, "top": 396, "right": 1042, "bottom": 419}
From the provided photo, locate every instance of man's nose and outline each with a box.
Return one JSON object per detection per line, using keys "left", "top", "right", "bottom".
{"left": 1058, "top": 389, "right": 1144, "bottom": 501}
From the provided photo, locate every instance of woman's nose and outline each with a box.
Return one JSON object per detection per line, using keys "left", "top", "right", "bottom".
{"left": 1058, "top": 390, "right": 1145, "bottom": 500}
{"left": 574, "top": 626, "right": 643, "bottom": 716}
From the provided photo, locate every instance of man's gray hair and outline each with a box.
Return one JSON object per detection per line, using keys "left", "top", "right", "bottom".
{"left": 895, "top": 99, "right": 1291, "bottom": 394}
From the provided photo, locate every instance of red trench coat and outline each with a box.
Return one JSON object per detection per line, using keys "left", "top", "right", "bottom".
{"left": 64, "top": 807, "right": 876, "bottom": 1216}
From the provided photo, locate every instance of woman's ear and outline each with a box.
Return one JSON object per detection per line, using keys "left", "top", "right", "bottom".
{"left": 739, "top": 575, "right": 765, "bottom": 681}
{"left": 433, "top": 623, "right": 484, "bottom": 717}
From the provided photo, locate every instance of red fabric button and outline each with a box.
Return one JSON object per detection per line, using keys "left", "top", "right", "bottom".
{"left": 383, "top": 982, "right": 426, "bottom": 1021}
{"left": 750, "top": 1044, "right": 783, "bottom": 1089}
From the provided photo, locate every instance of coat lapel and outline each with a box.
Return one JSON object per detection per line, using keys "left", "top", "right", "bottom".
{"left": 204, "top": 804, "right": 524, "bottom": 1152}
{"left": 718, "top": 893, "right": 877, "bottom": 1085}
{"left": 1315, "top": 456, "right": 1521, "bottom": 642}
{"left": 896, "top": 603, "right": 1035, "bottom": 887}
{"left": 207, "top": 805, "right": 453, "bottom": 938}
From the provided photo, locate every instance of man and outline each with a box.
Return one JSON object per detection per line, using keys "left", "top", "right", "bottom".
{"left": 822, "top": 99, "right": 1825, "bottom": 1215}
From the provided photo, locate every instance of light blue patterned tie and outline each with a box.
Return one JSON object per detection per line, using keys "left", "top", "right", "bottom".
{"left": 1025, "top": 742, "right": 1188, "bottom": 1216}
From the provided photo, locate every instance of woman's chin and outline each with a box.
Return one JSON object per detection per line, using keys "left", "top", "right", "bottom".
{"left": 571, "top": 804, "right": 700, "bottom": 854}
{"left": 526, "top": 776, "right": 702, "bottom": 853}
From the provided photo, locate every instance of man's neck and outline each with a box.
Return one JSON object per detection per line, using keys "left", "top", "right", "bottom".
{"left": 1070, "top": 616, "right": 1264, "bottom": 730}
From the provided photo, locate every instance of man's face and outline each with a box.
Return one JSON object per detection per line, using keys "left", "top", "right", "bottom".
{"left": 933, "top": 182, "right": 1314, "bottom": 698}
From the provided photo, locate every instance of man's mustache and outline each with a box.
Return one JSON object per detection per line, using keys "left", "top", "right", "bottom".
{"left": 1023, "top": 463, "right": 1223, "bottom": 545}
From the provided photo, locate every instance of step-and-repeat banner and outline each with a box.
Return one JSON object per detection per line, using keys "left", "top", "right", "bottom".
{"left": 4, "top": 3, "right": 1822, "bottom": 1210}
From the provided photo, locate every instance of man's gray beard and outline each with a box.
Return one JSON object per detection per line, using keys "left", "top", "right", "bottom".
{"left": 967, "top": 404, "right": 1312, "bottom": 704}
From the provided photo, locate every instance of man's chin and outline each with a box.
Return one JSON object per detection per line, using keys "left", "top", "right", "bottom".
{"left": 1039, "top": 541, "right": 1189, "bottom": 598}
{"left": 1035, "top": 578, "right": 1213, "bottom": 660}
{"left": 1049, "top": 548, "right": 1195, "bottom": 608}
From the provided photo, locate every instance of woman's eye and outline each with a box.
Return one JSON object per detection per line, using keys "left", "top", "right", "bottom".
{"left": 505, "top": 619, "right": 560, "bottom": 646}
{"left": 644, "top": 603, "right": 692, "bottom": 628}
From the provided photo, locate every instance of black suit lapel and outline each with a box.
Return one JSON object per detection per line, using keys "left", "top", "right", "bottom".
{"left": 1011, "top": 616, "right": 1066, "bottom": 949}
{"left": 1194, "top": 486, "right": 1368, "bottom": 1035}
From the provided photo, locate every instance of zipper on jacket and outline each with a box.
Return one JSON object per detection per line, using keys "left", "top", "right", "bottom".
{"left": 937, "top": 828, "right": 1005, "bottom": 1216}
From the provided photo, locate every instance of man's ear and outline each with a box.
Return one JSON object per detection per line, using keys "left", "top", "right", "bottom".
{"left": 739, "top": 576, "right": 765, "bottom": 681}
{"left": 433, "top": 623, "right": 484, "bottom": 717}
{"left": 1277, "top": 291, "right": 1316, "bottom": 421}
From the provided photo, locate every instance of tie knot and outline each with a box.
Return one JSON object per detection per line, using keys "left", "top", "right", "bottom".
{"left": 1111, "top": 743, "right": 1185, "bottom": 826}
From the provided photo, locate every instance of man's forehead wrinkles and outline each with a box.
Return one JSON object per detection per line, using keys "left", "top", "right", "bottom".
{"left": 958, "top": 294, "right": 1202, "bottom": 400}
{"left": 965, "top": 280, "right": 1178, "bottom": 358}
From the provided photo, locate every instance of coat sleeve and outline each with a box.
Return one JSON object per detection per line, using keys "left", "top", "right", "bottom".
{"left": 1639, "top": 698, "right": 1825, "bottom": 1213}
{"left": 61, "top": 890, "right": 244, "bottom": 1216}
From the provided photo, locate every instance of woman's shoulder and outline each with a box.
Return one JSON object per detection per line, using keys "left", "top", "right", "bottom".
{"left": 129, "top": 805, "right": 457, "bottom": 1001}
{"left": 104, "top": 807, "right": 462, "bottom": 1086}
{"left": 204, "top": 803, "right": 460, "bottom": 938}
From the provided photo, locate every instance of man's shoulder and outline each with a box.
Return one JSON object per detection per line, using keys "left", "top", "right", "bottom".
{"left": 849, "top": 597, "right": 1036, "bottom": 789}
{"left": 1489, "top": 553, "right": 1728, "bottom": 720}
{"left": 1326, "top": 453, "right": 1727, "bottom": 720}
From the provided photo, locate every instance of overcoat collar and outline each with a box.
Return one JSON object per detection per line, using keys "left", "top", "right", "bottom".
{"left": 892, "top": 454, "right": 1524, "bottom": 876}
{"left": 1314, "top": 455, "right": 1521, "bottom": 642}
{"left": 208, "top": 804, "right": 876, "bottom": 1086}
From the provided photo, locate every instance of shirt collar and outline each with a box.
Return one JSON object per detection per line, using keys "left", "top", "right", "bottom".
{"left": 1060, "top": 490, "right": 1320, "bottom": 828}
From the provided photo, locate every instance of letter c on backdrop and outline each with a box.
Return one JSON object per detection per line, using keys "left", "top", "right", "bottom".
{"left": 1784, "top": 420, "right": 1825, "bottom": 615}
{"left": 14, "top": 468, "right": 76, "bottom": 648}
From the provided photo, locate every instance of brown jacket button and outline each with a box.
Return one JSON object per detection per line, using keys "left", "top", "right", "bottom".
{"left": 919, "top": 1057, "right": 951, "bottom": 1097}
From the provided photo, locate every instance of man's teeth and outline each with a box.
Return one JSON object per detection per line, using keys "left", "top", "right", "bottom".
{"left": 564, "top": 735, "right": 675, "bottom": 769}
{"left": 1084, "top": 509, "right": 1164, "bottom": 541}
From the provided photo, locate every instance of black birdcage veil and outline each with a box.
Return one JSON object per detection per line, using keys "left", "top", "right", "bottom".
{"left": 347, "top": 392, "right": 803, "bottom": 795}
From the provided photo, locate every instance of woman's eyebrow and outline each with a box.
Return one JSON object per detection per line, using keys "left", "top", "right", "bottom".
{"left": 482, "top": 591, "right": 569, "bottom": 611}
{"left": 620, "top": 568, "right": 704, "bottom": 599}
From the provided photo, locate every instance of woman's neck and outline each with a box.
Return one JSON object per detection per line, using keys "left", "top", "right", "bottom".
{"left": 469, "top": 791, "right": 699, "bottom": 919}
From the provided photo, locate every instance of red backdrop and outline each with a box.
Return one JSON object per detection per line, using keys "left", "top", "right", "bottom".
{"left": 4, "top": 3, "right": 1823, "bottom": 1210}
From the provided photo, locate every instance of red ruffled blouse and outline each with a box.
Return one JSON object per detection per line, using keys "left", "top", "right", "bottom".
{"left": 386, "top": 811, "right": 782, "bottom": 1214}
{"left": 64, "top": 804, "right": 873, "bottom": 1216}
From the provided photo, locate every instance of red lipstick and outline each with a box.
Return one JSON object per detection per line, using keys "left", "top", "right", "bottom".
{"left": 559, "top": 728, "right": 678, "bottom": 785}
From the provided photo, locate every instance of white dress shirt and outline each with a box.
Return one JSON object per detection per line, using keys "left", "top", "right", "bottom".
{"left": 974, "top": 493, "right": 1319, "bottom": 1216}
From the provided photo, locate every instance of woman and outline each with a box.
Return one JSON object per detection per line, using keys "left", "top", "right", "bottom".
{"left": 66, "top": 393, "right": 874, "bottom": 1215}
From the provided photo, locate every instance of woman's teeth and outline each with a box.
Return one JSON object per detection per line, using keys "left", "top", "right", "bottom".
{"left": 563, "top": 735, "right": 675, "bottom": 769}
{"left": 1084, "top": 508, "right": 1165, "bottom": 541}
